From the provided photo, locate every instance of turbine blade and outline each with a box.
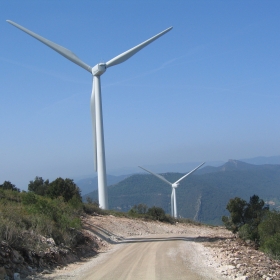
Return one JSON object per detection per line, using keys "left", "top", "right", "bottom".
{"left": 90, "top": 78, "right": 97, "bottom": 172}
{"left": 174, "top": 162, "right": 205, "bottom": 185}
{"left": 6, "top": 20, "right": 92, "bottom": 73}
{"left": 106, "top": 27, "right": 172, "bottom": 68}
{"left": 138, "top": 166, "right": 172, "bottom": 186}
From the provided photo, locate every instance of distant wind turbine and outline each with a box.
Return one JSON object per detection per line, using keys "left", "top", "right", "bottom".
{"left": 139, "top": 162, "right": 205, "bottom": 218}
{"left": 7, "top": 20, "right": 172, "bottom": 209}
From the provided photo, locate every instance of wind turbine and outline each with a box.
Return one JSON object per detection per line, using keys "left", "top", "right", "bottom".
{"left": 139, "top": 162, "right": 205, "bottom": 218}
{"left": 7, "top": 20, "right": 172, "bottom": 209}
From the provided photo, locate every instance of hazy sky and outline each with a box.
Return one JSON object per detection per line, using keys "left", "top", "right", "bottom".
{"left": 1, "top": 1, "right": 280, "bottom": 190}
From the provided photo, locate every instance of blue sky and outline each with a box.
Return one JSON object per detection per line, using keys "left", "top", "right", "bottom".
{"left": 1, "top": 1, "right": 280, "bottom": 190}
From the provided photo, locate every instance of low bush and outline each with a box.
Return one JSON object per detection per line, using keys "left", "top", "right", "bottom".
{"left": 0, "top": 189, "right": 82, "bottom": 249}
{"left": 260, "top": 233, "right": 280, "bottom": 259}
{"left": 83, "top": 198, "right": 107, "bottom": 215}
{"left": 258, "top": 210, "right": 280, "bottom": 258}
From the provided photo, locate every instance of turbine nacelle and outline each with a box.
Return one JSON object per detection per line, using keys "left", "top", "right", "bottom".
{"left": 172, "top": 183, "right": 179, "bottom": 188}
{"left": 92, "top": 63, "right": 106, "bottom": 76}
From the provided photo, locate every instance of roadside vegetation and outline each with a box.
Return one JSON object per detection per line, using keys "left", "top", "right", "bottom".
{"left": 4, "top": 176, "right": 279, "bottom": 263}
{"left": 0, "top": 178, "right": 180, "bottom": 254}
{"left": 128, "top": 204, "right": 174, "bottom": 223}
{"left": 85, "top": 199, "right": 176, "bottom": 223}
{"left": 126, "top": 203, "right": 201, "bottom": 225}
{"left": 222, "top": 194, "right": 280, "bottom": 259}
{"left": 0, "top": 178, "right": 83, "bottom": 253}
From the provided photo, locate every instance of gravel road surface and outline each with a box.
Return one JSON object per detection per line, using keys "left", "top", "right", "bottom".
{"left": 74, "top": 234, "right": 224, "bottom": 280}
{"left": 33, "top": 216, "right": 233, "bottom": 280}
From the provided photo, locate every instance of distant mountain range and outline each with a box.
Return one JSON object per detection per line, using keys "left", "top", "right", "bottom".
{"left": 75, "top": 174, "right": 129, "bottom": 196}
{"left": 76, "top": 155, "right": 280, "bottom": 195}
{"left": 240, "top": 155, "right": 280, "bottom": 165}
{"left": 196, "top": 159, "right": 280, "bottom": 174}
{"left": 82, "top": 158, "right": 280, "bottom": 225}
{"left": 100, "top": 155, "right": 280, "bottom": 176}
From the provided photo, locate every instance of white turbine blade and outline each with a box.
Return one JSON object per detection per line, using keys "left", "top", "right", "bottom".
{"left": 90, "top": 78, "right": 97, "bottom": 172}
{"left": 106, "top": 27, "right": 172, "bottom": 68}
{"left": 6, "top": 20, "right": 92, "bottom": 73}
{"left": 138, "top": 166, "right": 172, "bottom": 186}
{"left": 174, "top": 162, "right": 205, "bottom": 185}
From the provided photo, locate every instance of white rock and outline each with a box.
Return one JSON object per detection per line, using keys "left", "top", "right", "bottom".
{"left": 235, "top": 276, "right": 248, "bottom": 280}
{"left": 46, "top": 238, "right": 56, "bottom": 246}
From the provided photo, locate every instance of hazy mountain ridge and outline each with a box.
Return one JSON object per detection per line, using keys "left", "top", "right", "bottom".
{"left": 240, "top": 155, "right": 280, "bottom": 165}
{"left": 83, "top": 159, "right": 280, "bottom": 225}
{"left": 196, "top": 159, "right": 280, "bottom": 174}
{"left": 100, "top": 155, "right": 280, "bottom": 176}
{"left": 75, "top": 174, "right": 129, "bottom": 196}
{"left": 77, "top": 156, "right": 280, "bottom": 192}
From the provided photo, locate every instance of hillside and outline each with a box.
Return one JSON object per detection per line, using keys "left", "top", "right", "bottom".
{"left": 84, "top": 160, "right": 280, "bottom": 225}
{"left": 75, "top": 174, "right": 129, "bottom": 196}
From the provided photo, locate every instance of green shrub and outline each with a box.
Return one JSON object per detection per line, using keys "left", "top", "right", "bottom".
{"left": 127, "top": 204, "right": 148, "bottom": 218}
{"left": 83, "top": 199, "right": 107, "bottom": 215}
{"left": 0, "top": 181, "right": 20, "bottom": 192}
{"left": 47, "top": 178, "right": 82, "bottom": 202}
{"left": 222, "top": 195, "right": 268, "bottom": 242}
{"left": 22, "top": 191, "right": 37, "bottom": 205}
{"left": 238, "top": 224, "right": 253, "bottom": 240}
{"left": 0, "top": 188, "right": 83, "bottom": 248}
{"left": 222, "top": 197, "right": 247, "bottom": 233}
{"left": 28, "top": 177, "right": 49, "bottom": 196}
{"left": 260, "top": 233, "right": 280, "bottom": 259}
{"left": 128, "top": 208, "right": 138, "bottom": 217}
{"left": 259, "top": 210, "right": 280, "bottom": 258}
{"left": 146, "top": 206, "right": 167, "bottom": 222}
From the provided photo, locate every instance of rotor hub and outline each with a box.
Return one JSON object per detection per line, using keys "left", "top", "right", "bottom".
{"left": 92, "top": 63, "right": 106, "bottom": 76}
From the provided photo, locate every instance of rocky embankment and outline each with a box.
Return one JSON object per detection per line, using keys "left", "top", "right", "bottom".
{"left": 208, "top": 238, "right": 280, "bottom": 279}
{"left": 0, "top": 229, "right": 100, "bottom": 279}
{"left": 1, "top": 214, "right": 280, "bottom": 279}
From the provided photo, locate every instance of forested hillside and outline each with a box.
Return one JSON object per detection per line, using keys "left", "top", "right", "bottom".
{"left": 76, "top": 174, "right": 129, "bottom": 195}
{"left": 84, "top": 160, "right": 280, "bottom": 225}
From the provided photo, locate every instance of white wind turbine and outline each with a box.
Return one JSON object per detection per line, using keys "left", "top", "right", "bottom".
{"left": 139, "top": 162, "right": 205, "bottom": 218}
{"left": 7, "top": 20, "right": 172, "bottom": 209}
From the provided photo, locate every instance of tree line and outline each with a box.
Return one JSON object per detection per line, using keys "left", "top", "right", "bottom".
{"left": 1, "top": 176, "right": 81, "bottom": 202}
{"left": 222, "top": 194, "right": 280, "bottom": 259}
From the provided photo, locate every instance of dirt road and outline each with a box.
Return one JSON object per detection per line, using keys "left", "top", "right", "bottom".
{"left": 28, "top": 216, "right": 280, "bottom": 279}
{"left": 35, "top": 216, "right": 234, "bottom": 279}
{"left": 76, "top": 234, "right": 224, "bottom": 280}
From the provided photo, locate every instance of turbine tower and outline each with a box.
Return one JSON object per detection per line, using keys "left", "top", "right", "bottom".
{"left": 7, "top": 20, "right": 172, "bottom": 209}
{"left": 139, "top": 162, "right": 205, "bottom": 218}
